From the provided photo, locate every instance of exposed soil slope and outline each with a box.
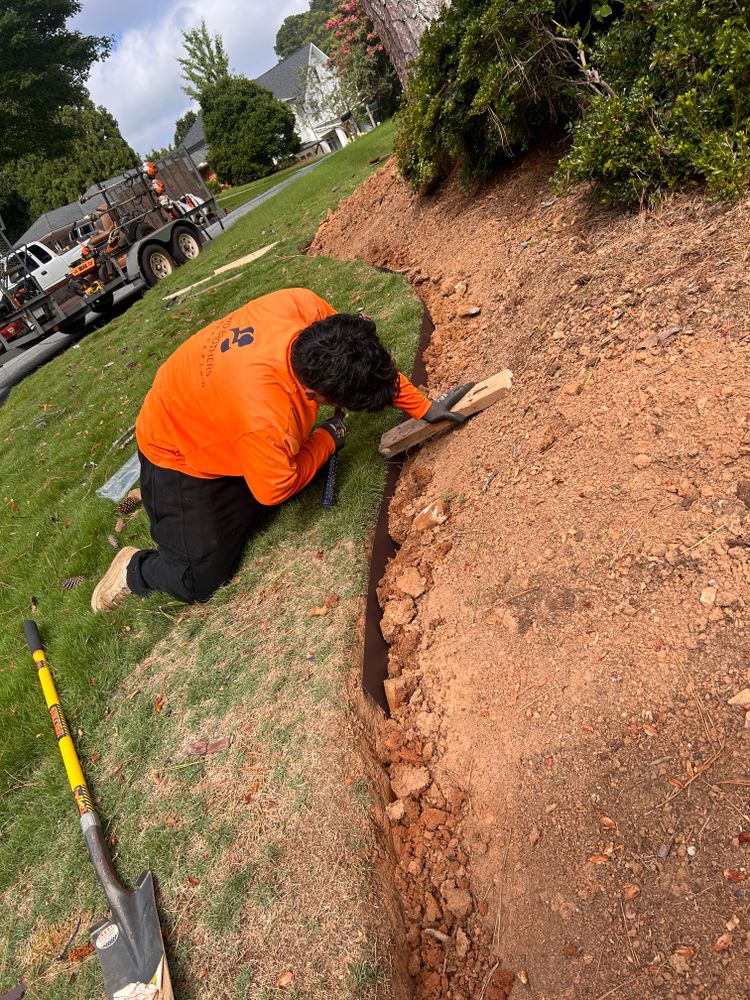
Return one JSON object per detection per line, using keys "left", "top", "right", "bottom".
{"left": 311, "top": 147, "right": 750, "bottom": 999}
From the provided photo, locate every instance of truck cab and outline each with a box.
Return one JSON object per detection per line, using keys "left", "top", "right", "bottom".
{"left": 2, "top": 241, "right": 83, "bottom": 295}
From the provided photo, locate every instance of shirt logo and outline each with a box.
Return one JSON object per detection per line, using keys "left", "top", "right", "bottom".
{"left": 221, "top": 326, "right": 255, "bottom": 353}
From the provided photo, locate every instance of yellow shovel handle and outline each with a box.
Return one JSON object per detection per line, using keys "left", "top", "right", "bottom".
{"left": 24, "top": 621, "right": 95, "bottom": 818}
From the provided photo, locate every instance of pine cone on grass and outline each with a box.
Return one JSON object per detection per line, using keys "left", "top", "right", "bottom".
{"left": 116, "top": 489, "right": 142, "bottom": 515}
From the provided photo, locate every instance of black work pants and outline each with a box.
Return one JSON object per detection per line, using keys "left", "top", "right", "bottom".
{"left": 126, "top": 451, "right": 263, "bottom": 603}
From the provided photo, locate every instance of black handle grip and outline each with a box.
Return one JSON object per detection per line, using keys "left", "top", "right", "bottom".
{"left": 23, "top": 620, "right": 43, "bottom": 654}
{"left": 322, "top": 452, "right": 338, "bottom": 508}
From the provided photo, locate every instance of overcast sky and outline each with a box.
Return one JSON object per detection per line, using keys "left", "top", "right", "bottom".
{"left": 70, "top": 0, "right": 310, "bottom": 157}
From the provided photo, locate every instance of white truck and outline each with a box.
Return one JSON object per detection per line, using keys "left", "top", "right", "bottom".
{"left": 4, "top": 241, "right": 84, "bottom": 293}
{"left": 0, "top": 151, "right": 222, "bottom": 363}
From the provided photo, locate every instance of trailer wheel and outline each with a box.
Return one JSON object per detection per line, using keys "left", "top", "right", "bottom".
{"left": 171, "top": 226, "right": 202, "bottom": 264}
{"left": 140, "top": 244, "right": 175, "bottom": 286}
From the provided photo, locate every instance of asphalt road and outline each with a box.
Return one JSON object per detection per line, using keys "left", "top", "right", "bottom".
{"left": 0, "top": 285, "right": 143, "bottom": 405}
{"left": 0, "top": 155, "right": 329, "bottom": 405}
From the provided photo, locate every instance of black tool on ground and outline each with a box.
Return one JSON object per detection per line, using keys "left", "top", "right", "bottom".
{"left": 23, "top": 621, "right": 173, "bottom": 1000}
{"left": 322, "top": 407, "right": 345, "bottom": 508}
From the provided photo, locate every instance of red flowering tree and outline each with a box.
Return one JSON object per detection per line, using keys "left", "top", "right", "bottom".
{"left": 325, "top": 0, "right": 400, "bottom": 122}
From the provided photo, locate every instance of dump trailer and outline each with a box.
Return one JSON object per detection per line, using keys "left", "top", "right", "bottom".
{"left": 0, "top": 150, "right": 223, "bottom": 366}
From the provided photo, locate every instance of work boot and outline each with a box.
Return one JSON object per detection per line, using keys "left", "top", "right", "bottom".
{"left": 91, "top": 546, "right": 139, "bottom": 612}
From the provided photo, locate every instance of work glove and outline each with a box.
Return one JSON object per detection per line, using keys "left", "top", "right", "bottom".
{"left": 320, "top": 413, "right": 347, "bottom": 451}
{"left": 423, "top": 383, "right": 475, "bottom": 424}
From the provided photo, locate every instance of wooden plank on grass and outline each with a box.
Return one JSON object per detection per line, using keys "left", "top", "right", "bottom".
{"left": 163, "top": 242, "right": 278, "bottom": 301}
{"left": 379, "top": 369, "right": 513, "bottom": 458}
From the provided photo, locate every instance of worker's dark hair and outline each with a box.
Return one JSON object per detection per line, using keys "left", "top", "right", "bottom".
{"left": 291, "top": 313, "right": 400, "bottom": 411}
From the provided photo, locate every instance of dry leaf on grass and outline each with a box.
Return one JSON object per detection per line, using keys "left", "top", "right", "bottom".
{"left": 68, "top": 942, "right": 94, "bottom": 963}
{"left": 308, "top": 594, "right": 340, "bottom": 616}
{"left": 277, "top": 970, "right": 294, "bottom": 988}
{"left": 184, "top": 735, "right": 233, "bottom": 757}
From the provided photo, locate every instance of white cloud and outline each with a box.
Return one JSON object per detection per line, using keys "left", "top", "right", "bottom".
{"left": 79, "top": 0, "right": 309, "bottom": 156}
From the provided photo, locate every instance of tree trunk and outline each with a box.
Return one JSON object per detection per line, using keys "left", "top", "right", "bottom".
{"left": 363, "top": 0, "right": 451, "bottom": 89}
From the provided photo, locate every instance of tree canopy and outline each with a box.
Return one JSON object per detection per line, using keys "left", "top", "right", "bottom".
{"left": 0, "top": 0, "right": 111, "bottom": 166}
{"left": 201, "top": 77, "right": 301, "bottom": 186}
{"left": 0, "top": 101, "right": 139, "bottom": 243}
{"left": 178, "top": 19, "right": 230, "bottom": 103}
{"left": 174, "top": 109, "right": 198, "bottom": 147}
{"left": 274, "top": 0, "right": 337, "bottom": 59}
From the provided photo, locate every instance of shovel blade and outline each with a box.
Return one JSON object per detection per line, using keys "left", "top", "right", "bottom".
{"left": 90, "top": 870, "right": 173, "bottom": 1000}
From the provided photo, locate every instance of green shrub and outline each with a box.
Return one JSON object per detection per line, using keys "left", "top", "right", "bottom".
{"left": 396, "top": 0, "right": 750, "bottom": 205}
{"left": 557, "top": 0, "right": 750, "bottom": 204}
{"left": 394, "top": 0, "right": 607, "bottom": 189}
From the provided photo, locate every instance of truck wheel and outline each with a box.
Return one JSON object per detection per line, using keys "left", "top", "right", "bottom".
{"left": 171, "top": 226, "right": 202, "bottom": 264}
{"left": 140, "top": 244, "right": 175, "bottom": 286}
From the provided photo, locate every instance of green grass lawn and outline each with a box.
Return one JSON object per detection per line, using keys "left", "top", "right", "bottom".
{"left": 0, "top": 120, "right": 417, "bottom": 998}
{"left": 215, "top": 156, "right": 327, "bottom": 213}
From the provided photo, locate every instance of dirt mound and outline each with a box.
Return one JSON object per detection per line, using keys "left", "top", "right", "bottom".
{"left": 312, "top": 148, "right": 750, "bottom": 997}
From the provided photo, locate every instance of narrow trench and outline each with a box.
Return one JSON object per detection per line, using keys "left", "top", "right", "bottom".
{"left": 346, "top": 293, "right": 515, "bottom": 1000}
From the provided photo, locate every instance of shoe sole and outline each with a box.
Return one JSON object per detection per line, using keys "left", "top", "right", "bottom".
{"left": 91, "top": 546, "right": 139, "bottom": 612}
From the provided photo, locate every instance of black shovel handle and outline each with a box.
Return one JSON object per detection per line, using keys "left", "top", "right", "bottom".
{"left": 23, "top": 620, "right": 43, "bottom": 654}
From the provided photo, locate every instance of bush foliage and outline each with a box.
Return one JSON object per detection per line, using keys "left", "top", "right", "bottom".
{"left": 394, "top": 0, "right": 608, "bottom": 188}
{"left": 396, "top": 0, "right": 750, "bottom": 205}
{"left": 558, "top": 0, "right": 750, "bottom": 204}
{"left": 202, "top": 77, "right": 301, "bottom": 185}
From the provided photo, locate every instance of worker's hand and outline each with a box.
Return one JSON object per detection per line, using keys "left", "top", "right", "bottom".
{"left": 320, "top": 414, "right": 347, "bottom": 451}
{"left": 423, "top": 383, "right": 475, "bottom": 424}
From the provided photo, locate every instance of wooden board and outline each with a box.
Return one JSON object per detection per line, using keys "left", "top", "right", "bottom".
{"left": 163, "top": 242, "right": 277, "bottom": 301}
{"left": 379, "top": 370, "right": 513, "bottom": 458}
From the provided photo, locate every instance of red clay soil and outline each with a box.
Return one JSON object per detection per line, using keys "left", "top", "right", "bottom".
{"left": 311, "top": 146, "right": 750, "bottom": 999}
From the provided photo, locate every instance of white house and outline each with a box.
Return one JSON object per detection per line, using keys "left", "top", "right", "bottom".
{"left": 177, "top": 43, "right": 361, "bottom": 173}
{"left": 255, "top": 43, "right": 359, "bottom": 155}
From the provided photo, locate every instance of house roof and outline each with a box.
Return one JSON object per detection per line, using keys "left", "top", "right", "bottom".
{"left": 180, "top": 113, "right": 206, "bottom": 152}
{"left": 255, "top": 43, "right": 326, "bottom": 102}
{"left": 14, "top": 187, "right": 115, "bottom": 247}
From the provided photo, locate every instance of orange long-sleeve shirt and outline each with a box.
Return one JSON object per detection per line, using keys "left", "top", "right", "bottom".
{"left": 136, "top": 287, "right": 430, "bottom": 505}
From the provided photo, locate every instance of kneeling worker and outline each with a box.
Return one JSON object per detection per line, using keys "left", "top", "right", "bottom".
{"left": 91, "top": 287, "right": 470, "bottom": 611}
